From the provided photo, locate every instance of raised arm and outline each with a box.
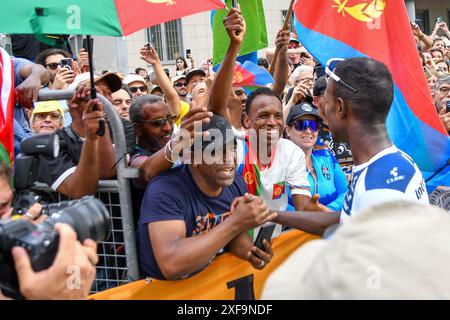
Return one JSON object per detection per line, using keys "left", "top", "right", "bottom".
{"left": 140, "top": 46, "right": 180, "bottom": 119}
{"left": 271, "top": 29, "right": 291, "bottom": 97}
{"left": 411, "top": 22, "right": 433, "bottom": 50}
{"left": 208, "top": 7, "right": 246, "bottom": 122}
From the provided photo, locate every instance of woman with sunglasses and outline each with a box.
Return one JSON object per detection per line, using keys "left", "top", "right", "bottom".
{"left": 285, "top": 102, "right": 348, "bottom": 212}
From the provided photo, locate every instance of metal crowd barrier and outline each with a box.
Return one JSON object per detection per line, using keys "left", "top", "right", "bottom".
{"left": 38, "top": 90, "right": 140, "bottom": 293}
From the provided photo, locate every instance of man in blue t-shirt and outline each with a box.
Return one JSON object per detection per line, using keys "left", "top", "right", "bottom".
{"left": 138, "top": 115, "right": 277, "bottom": 280}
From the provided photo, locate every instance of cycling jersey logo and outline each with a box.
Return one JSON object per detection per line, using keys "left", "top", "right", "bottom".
{"left": 415, "top": 179, "right": 426, "bottom": 200}
{"left": 386, "top": 167, "right": 405, "bottom": 184}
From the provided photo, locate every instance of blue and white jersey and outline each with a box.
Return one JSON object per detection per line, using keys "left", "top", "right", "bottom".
{"left": 341, "top": 145, "right": 429, "bottom": 221}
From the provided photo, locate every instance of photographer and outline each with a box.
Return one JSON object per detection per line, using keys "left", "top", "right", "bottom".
{"left": 434, "top": 75, "right": 450, "bottom": 132}
{"left": 43, "top": 75, "right": 119, "bottom": 198}
{"left": 283, "top": 65, "right": 315, "bottom": 122}
{"left": 0, "top": 161, "right": 98, "bottom": 300}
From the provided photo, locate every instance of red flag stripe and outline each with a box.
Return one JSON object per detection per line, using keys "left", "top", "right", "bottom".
{"left": 0, "top": 48, "right": 15, "bottom": 163}
{"left": 114, "top": 0, "right": 226, "bottom": 36}
{"left": 295, "top": 0, "right": 446, "bottom": 135}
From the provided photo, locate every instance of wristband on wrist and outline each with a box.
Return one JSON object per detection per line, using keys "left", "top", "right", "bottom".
{"left": 164, "top": 140, "right": 177, "bottom": 164}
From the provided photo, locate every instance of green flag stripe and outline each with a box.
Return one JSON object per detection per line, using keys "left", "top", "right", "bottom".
{"left": 0, "top": 144, "right": 10, "bottom": 167}
{"left": 0, "top": 0, "right": 123, "bottom": 36}
{"left": 213, "top": 0, "right": 268, "bottom": 65}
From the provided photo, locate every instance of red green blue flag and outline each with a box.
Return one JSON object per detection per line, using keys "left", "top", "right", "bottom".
{"left": 294, "top": 0, "right": 450, "bottom": 190}
{"left": 0, "top": 48, "right": 14, "bottom": 166}
{"left": 232, "top": 61, "right": 274, "bottom": 88}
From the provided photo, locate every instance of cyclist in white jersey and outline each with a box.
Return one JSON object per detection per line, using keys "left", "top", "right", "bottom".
{"left": 269, "top": 58, "right": 428, "bottom": 235}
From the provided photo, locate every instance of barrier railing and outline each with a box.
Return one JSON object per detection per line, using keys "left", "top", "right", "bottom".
{"left": 38, "top": 90, "right": 140, "bottom": 291}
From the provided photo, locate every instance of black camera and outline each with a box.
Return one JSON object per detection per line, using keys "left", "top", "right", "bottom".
{"left": 13, "top": 133, "right": 60, "bottom": 215}
{"left": 0, "top": 196, "right": 110, "bottom": 297}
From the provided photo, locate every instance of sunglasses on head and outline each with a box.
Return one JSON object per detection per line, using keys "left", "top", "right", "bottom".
{"left": 136, "top": 115, "right": 176, "bottom": 128}
{"left": 129, "top": 85, "right": 148, "bottom": 93}
{"left": 325, "top": 58, "right": 358, "bottom": 93}
{"left": 174, "top": 82, "right": 187, "bottom": 87}
{"left": 45, "top": 63, "right": 59, "bottom": 70}
{"left": 292, "top": 119, "right": 320, "bottom": 132}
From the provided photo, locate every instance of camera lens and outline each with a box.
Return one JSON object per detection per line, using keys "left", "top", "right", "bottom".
{"left": 46, "top": 197, "right": 111, "bottom": 242}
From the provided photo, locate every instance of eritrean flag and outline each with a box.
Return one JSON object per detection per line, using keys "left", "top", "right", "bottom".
{"left": 232, "top": 61, "right": 274, "bottom": 88}
{"left": 294, "top": 0, "right": 450, "bottom": 190}
{"left": 241, "top": 137, "right": 261, "bottom": 196}
{"left": 0, "top": 48, "right": 14, "bottom": 166}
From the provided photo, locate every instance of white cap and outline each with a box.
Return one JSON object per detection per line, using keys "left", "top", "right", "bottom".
{"left": 68, "top": 72, "right": 94, "bottom": 91}
{"left": 67, "top": 72, "right": 122, "bottom": 92}
{"left": 123, "top": 74, "right": 147, "bottom": 86}
{"left": 172, "top": 75, "right": 186, "bottom": 85}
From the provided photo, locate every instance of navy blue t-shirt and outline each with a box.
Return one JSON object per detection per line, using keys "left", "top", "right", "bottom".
{"left": 138, "top": 164, "right": 248, "bottom": 280}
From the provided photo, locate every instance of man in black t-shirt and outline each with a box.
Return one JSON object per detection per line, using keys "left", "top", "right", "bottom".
{"left": 43, "top": 73, "right": 121, "bottom": 198}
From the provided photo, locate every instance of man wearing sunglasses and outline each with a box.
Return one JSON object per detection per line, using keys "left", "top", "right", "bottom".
{"left": 35, "top": 48, "right": 74, "bottom": 90}
{"left": 287, "top": 38, "right": 302, "bottom": 71}
{"left": 123, "top": 74, "right": 148, "bottom": 98}
{"left": 172, "top": 75, "right": 189, "bottom": 103}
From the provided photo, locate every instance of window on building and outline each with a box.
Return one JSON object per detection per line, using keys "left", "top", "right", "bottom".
{"left": 147, "top": 19, "right": 183, "bottom": 63}
{"left": 415, "top": 9, "right": 430, "bottom": 35}
{"left": 281, "top": 10, "right": 295, "bottom": 33}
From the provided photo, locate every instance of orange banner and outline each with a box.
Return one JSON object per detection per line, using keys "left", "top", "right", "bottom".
{"left": 90, "top": 230, "right": 319, "bottom": 300}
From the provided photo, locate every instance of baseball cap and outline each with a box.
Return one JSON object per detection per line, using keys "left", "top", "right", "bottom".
{"left": 313, "top": 76, "right": 327, "bottom": 96}
{"left": 32, "top": 101, "right": 65, "bottom": 119}
{"left": 262, "top": 201, "right": 450, "bottom": 299}
{"left": 68, "top": 72, "right": 122, "bottom": 93}
{"left": 286, "top": 102, "right": 323, "bottom": 125}
{"left": 172, "top": 75, "right": 187, "bottom": 85}
{"left": 195, "top": 114, "right": 236, "bottom": 151}
{"left": 290, "top": 37, "right": 300, "bottom": 44}
{"left": 186, "top": 69, "right": 206, "bottom": 85}
{"left": 123, "top": 74, "right": 147, "bottom": 86}
{"left": 151, "top": 86, "right": 162, "bottom": 94}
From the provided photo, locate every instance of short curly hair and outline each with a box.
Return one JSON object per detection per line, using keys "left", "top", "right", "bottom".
{"left": 0, "top": 160, "right": 12, "bottom": 185}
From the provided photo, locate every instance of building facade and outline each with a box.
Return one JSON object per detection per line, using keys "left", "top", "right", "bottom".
{"left": 76, "top": 0, "right": 449, "bottom": 76}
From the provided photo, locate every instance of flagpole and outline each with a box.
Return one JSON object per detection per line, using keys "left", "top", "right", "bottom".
{"left": 269, "top": 0, "right": 295, "bottom": 75}
{"left": 86, "top": 35, "right": 105, "bottom": 137}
